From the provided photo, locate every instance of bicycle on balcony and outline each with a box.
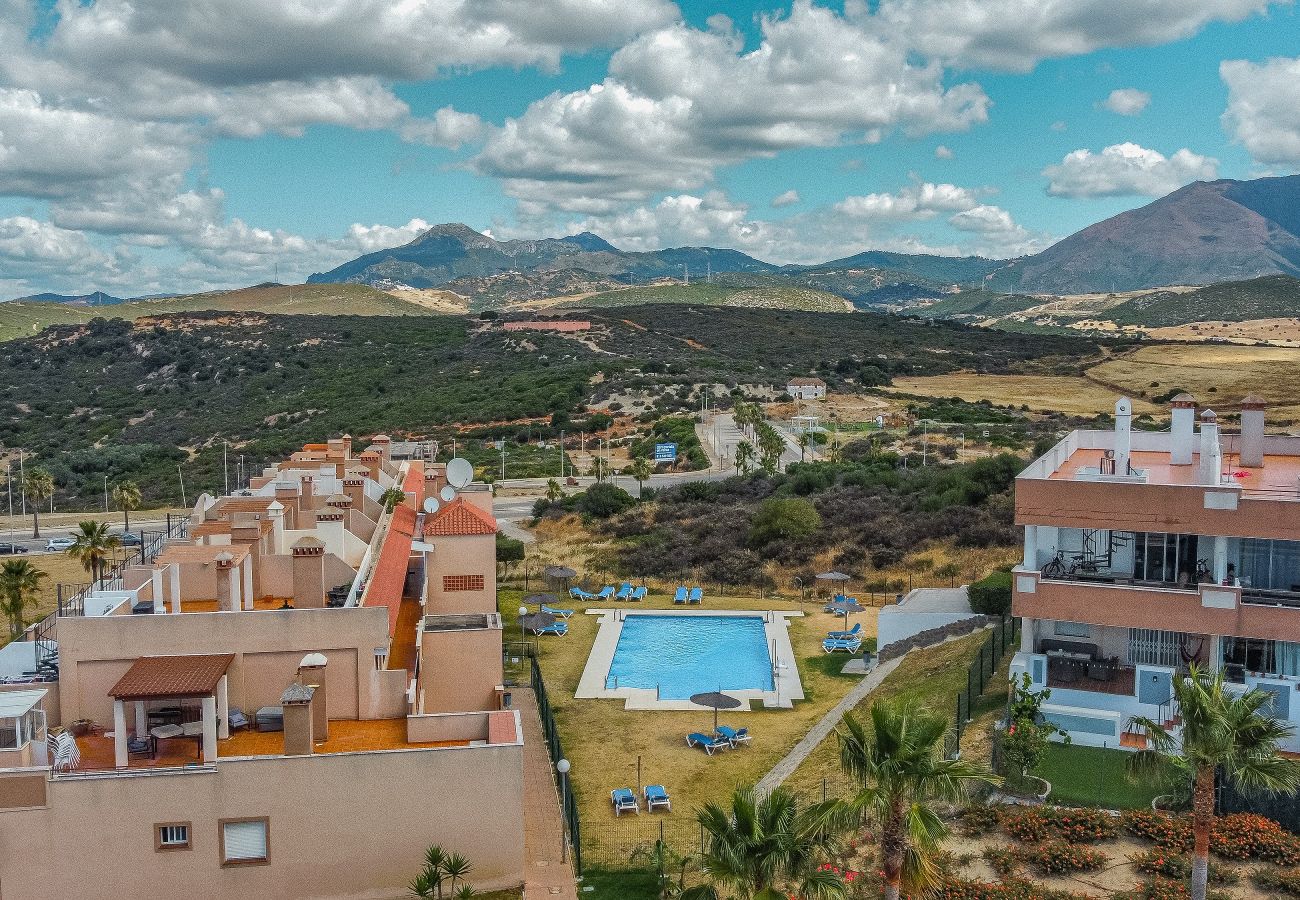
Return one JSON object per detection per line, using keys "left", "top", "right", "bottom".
{"left": 1040, "top": 549, "right": 1098, "bottom": 580}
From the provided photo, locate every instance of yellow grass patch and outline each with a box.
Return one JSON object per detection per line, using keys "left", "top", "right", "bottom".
{"left": 886, "top": 374, "right": 1161, "bottom": 418}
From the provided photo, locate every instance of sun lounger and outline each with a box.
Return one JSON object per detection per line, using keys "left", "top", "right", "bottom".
{"left": 688, "top": 587, "right": 703, "bottom": 604}
{"left": 673, "top": 586, "right": 688, "bottom": 604}
{"left": 827, "top": 623, "right": 862, "bottom": 640}
{"left": 542, "top": 604, "right": 574, "bottom": 619}
{"left": 615, "top": 582, "right": 634, "bottom": 600}
{"left": 611, "top": 787, "right": 639, "bottom": 816}
{"left": 822, "top": 637, "right": 862, "bottom": 653}
{"left": 686, "top": 732, "right": 731, "bottom": 755}
{"left": 596, "top": 586, "right": 616, "bottom": 600}
{"left": 716, "top": 726, "right": 751, "bottom": 747}
{"left": 629, "top": 586, "right": 646, "bottom": 602}
{"left": 570, "top": 586, "right": 599, "bottom": 601}
{"left": 531, "top": 621, "right": 569, "bottom": 636}
{"left": 644, "top": 784, "right": 672, "bottom": 812}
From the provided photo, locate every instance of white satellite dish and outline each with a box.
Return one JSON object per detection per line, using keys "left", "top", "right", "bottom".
{"left": 446, "top": 457, "right": 473, "bottom": 488}
{"left": 440, "top": 485, "right": 457, "bottom": 503}
{"left": 422, "top": 497, "right": 440, "bottom": 514}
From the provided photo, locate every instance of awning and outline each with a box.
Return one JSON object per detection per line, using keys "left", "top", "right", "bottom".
{"left": 109, "top": 654, "right": 234, "bottom": 701}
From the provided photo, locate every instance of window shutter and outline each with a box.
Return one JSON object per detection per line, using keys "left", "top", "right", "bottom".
{"left": 223, "top": 821, "right": 267, "bottom": 861}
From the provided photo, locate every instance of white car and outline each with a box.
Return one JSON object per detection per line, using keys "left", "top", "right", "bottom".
{"left": 45, "top": 537, "right": 75, "bottom": 552}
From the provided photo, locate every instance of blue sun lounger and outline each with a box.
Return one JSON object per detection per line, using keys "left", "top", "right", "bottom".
{"left": 822, "top": 636, "right": 861, "bottom": 653}
{"left": 715, "top": 726, "right": 751, "bottom": 747}
{"left": 827, "top": 622, "right": 861, "bottom": 640}
{"left": 611, "top": 787, "right": 639, "bottom": 816}
{"left": 569, "top": 586, "right": 599, "bottom": 600}
{"left": 532, "top": 621, "right": 569, "bottom": 637}
{"left": 542, "top": 604, "right": 574, "bottom": 619}
{"left": 686, "top": 732, "right": 731, "bottom": 755}
{"left": 595, "top": 586, "right": 616, "bottom": 600}
{"left": 615, "top": 582, "right": 634, "bottom": 601}
{"left": 688, "top": 587, "right": 703, "bottom": 604}
{"left": 673, "top": 586, "right": 688, "bottom": 604}
{"left": 643, "top": 784, "right": 672, "bottom": 812}
{"left": 629, "top": 586, "right": 646, "bottom": 602}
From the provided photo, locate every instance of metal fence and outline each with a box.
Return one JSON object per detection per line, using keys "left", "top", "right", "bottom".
{"left": 947, "top": 615, "right": 1020, "bottom": 758}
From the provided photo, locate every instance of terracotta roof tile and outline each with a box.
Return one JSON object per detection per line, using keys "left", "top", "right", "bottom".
{"left": 110, "top": 654, "right": 234, "bottom": 700}
{"left": 424, "top": 497, "right": 497, "bottom": 536}
{"left": 401, "top": 464, "right": 424, "bottom": 499}
{"left": 362, "top": 504, "right": 417, "bottom": 633}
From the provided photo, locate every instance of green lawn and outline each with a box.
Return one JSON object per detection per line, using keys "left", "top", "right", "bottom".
{"left": 579, "top": 867, "right": 661, "bottom": 900}
{"left": 1035, "top": 743, "right": 1161, "bottom": 810}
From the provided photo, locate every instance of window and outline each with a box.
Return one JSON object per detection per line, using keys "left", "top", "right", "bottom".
{"left": 1054, "top": 621, "right": 1091, "bottom": 638}
{"left": 442, "top": 574, "right": 484, "bottom": 592}
{"left": 155, "top": 822, "right": 191, "bottom": 851}
{"left": 220, "top": 818, "right": 269, "bottom": 866}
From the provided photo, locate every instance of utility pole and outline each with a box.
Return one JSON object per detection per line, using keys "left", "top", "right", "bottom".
{"left": 223, "top": 442, "right": 230, "bottom": 495}
{"left": 559, "top": 430, "right": 565, "bottom": 478}
{"left": 103, "top": 475, "right": 109, "bottom": 513}
{"left": 683, "top": 264, "right": 688, "bottom": 286}
{"left": 499, "top": 441, "right": 506, "bottom": 481}
{"left": 5, "top": 462, "right": 13, "bottom": 549}
{"left": 177, "top": 465, "right": 187, "bottom": 508}
{"left": 922, "top": 420, "right": 928, "bottom": 467}
{"left": 18, "top": 450, "right": 24, "bottom": 517}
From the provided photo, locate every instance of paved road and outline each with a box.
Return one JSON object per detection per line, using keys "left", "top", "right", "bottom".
{"left": 0, "top": 517, "right": 171, "bottom": 555}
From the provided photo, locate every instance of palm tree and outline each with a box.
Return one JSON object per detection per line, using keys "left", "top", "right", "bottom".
{"left": 628, "top": 457, "right": 653, "bottom": 498}
{"left": 1128, "top": 666, "right": 1300, "bottom": 900}
{"left": 22, "top": 468, "right": 54, "bottom": 539}
{"left": 67, "top": 520, "right": 120, "bottom": 584}
{"left": 758, "top": 427, "right": 785, "bottom": 473}
{"left": 0, "top": 559, "right": 46, "bottom": 638}
{"left": 735, "top": 441, "right": 756, "bottom": 475}
{"left": 682, "top": 785, "right": 845, "bottom": 900}
{"left": 796, "top": 430, "right": 811, "bottom": 462}
{"left": 379, "top": 488, "right": 407, "bottom": 512}
{"left": 111, "top": 480, "right": 142, "bottom": 532}
{"left": 545, "top": 479, "right": 564, "bottom": 503}
{"left": 836, "top": 701, "right": 999, "bottom": 900}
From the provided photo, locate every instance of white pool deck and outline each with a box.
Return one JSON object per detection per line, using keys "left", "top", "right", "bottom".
{"left": 574, "top": 608, "right": 806, "bottom": 710}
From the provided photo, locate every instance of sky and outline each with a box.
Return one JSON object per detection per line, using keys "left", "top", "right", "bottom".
{"left": 0, "top": 0, "right": 1298, "bottom": 297}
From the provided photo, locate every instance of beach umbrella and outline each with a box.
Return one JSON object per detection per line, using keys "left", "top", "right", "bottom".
{"left": 518, "top": 611, "right": 557, "bottom": 635}
{"left": 815, "top": 570, "right": 851, "bottom": 602}
{"left": 826, "top": 598, "right": 864, "bottom": 630}
{"left": 525, "top": 593, "right": 558, "bottom": 606}
{"left": 545, "top": 565, "right": 577, "bottom": 591}
{"left": 690, "top": 690, "right": 742, "bottom": 733}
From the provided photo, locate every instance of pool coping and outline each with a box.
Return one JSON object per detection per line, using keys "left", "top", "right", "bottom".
{"left": 573, "top": 608, "right": 806, "bottom": 710}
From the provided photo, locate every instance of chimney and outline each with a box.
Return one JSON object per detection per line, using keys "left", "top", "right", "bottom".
{"left": 1170, "top": 393, "right": 1196, "bottom": 465}
{"left": 340, "top": 434, "right": 352, "bottom": 459}
{"left": 291, "top": 537, "right": 327, "bottom": 608}
{"left": 359, "top": 451, "right": 381, "bottom": 482}
{"left": 300, "top": 475, "right": 314, "bottom": 503}
{"left": 372, "top": 434, "right": 392, "bottom": 464}
{"left": 1199, "top": 409, "right": 1223, "bottom": 486}
{"left": 315, "top": 509, "right": 345, "bottom": 552}
{"left": 214, "top": 551, "right": 237, "bottom": 612}
{"left": 1240, "top": 395, "right": 1266, "bottom": 468}
{"left": 343, "top": 478, "right": 366, "bottom": 511}
{"left": 281, "top": 681, "right": 315, "bottom": 756}
{"left": 298, "top": 653, "right": 329, "bottom": 741}
{"left": 267, "top": 500, "right": 286, "bottom": 554}
{"left": 274, "top": 483, "right": 300, "bottom": 529}
{"left": 1114, "top": 397, "right": 1132, "bottom": 476}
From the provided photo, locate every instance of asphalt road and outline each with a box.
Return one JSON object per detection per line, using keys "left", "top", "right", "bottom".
{"left": 0, "top": 517, "right": 171, "bottom": 555}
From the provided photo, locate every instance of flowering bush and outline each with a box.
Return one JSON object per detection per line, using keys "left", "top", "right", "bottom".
{"left": 1019, "top": 841, "right": 1107, "bottom": 875}
{"left": 1120, "top": 810, "right": 1193, "bottom": 851}
{"left": 1115, "top": 878, "right": 1233, "bottom": 900}
{"left": 1210, "top": 812, "right": 1300, "bottom": 864}
{"left": 959, "top": 804, "right": 1002, "bottom": 837}
{"left": 1000, "top": 808, "right": 1053, "bottom": 843}
{"left": 1128, "top": 849, "right": 1239, "bottom": 884}
{"left": 1000, "top": 807, "right": 1116, "bottom": 844}
{"left": 981, "top": 846, "right": 1021, "bottom": 877}
{"left": 1251, "top": 867, "right": 1300, "bottom": 898}
{"left": 938, "top": 878, "right": 1089, "bottom": 899}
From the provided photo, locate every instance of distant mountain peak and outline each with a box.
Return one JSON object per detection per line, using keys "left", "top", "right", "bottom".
{"left": 560, "top": 231, "right": 618, "bottom": 252}
{"left": 411, "top": 223, "right": 495, "bottom": 246}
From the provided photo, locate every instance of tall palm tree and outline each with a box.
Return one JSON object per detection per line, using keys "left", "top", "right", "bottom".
{"left": 67, "top": 520, "right": 120, "bottom": 584}
{"left": 0, "top": 559, "right": 46, "bottom": 638}
{"left": 22, "top": 468, "right": 54, "bottom": 539}
{"left": 1129, "top": 666, "right": 1300, "bottom": 900}
{"left": 758, "top": 427, "right": 785, "bottom": 473}
{"left": 682, "top": 785, "right": 845, "bottom": 900}
{"left": 627, "top": 457, "right": 653, "bottom": 498}
{"left": 111, "top": 480, "right": 142, "bottom": 531}
{"left": 837, "top": 701, "right": 999, "bottom": 900}
{"left": 545, "top": 479, "right": 564, "bottom": 503}
{"left": 796, "top": 430, "right": 812, "bottom": 463}
{"left": 735, "top": 441, "right": 756, "bottom": 475}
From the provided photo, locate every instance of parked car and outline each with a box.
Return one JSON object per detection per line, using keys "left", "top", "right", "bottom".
{"left": 0, "top": 542, "right": 29, "bottom": 554}
{"left": 45, "top": 536, "right": 75, "bottom": 552}
{"left": 117, "top": 531, "right": 142, "bottom": 546}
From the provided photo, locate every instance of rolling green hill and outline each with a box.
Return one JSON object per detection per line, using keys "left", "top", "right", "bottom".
{"left": 1106, "top": 275, "right": 1300, "bottom": 327}
{"left": 908, "top": 291, "right": 1045, "bottom": 320}
{"left": 0, "top": 283, "right": 439, "bottom": 342}
{"left": 566, "top": 282, "right": 848, "bottom": 312}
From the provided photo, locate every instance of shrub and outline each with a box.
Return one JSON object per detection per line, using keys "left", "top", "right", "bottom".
{"left": 1000, "top": 807, "right": 1116, "bottom": 845}
{"left": 981, "top": 846, "right": 1020, "bottom": 877}
{"left": 1211, "top": 812, "right": 1300, "bottom": 864}
{"left": 1120, "top": 810, "right": 1193, "bottom": 852}
{"left": 1116, "top": 878, "right": 1233, "bottom": 900}
{"left": 747, "top": 497, "right": 821, "bottom": 548}
{"left": 1000, "top": 808, "right": 1053, "bottom": 843}
{"left": 1129, "top": 849, "right": 1239, "bottom": 884}
{"left": 938, "top": 879, "right": 1089, "bottom": 900}
{"left": 968, "top": 570, "right": 1011, "bottom": 615}
{"left": 1001, "top": 674, "right": 1070, "bottom": 789}
{"left": 1252, "top": 867, "right": 1300, "bottom": 897}
{"left": 576, "top": 483, "right": 636, "bottom": 519}
{"left": 1019, "top": 841, "right": 1107, "bottom": 875}
{"left": 958, "top": 805, "right": 1002, "bottom": 837}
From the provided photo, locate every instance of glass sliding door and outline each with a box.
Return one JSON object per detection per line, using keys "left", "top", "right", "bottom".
{"left": 1133, "top": 533, "right": 1201, "bottom": 587}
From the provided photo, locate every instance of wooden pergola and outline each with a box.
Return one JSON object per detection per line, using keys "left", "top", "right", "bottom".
{"left": 108, "top": 654, "right": 234, "bottom": 768}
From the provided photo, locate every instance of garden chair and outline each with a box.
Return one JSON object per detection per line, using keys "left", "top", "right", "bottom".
{"left": 643, "top": 785, "right": 672, "bottom": 812}
{"left": 688, "top": 587, "right": 703, "bottom": 604}
{"left": 673, "top": 587, "right": 688, "bottom": 604}
{"left": 629, "top": 586, "right": 646, "bottom": 602}
{"left": 716, "top": 726, "right": 750, "bottom": 747}
{"left": 542, "top": 604, "right": 574, "bottom": 619}
{"left": 611, "top": 788, "right": 639, "bottom": 816}
{"left": 686, "top": 732, "right": 731, "bottom": 755}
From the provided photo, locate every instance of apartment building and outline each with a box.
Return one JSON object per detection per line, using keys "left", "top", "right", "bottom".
{"left": 0, "top": 436, "right": 522, "bottom": 898}
{"left": 1009, "top": 395, "right": 1300, "bottom": 752}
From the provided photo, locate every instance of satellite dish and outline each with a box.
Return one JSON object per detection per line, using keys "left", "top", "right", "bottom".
{"left": 422, "top": 497, "right": 440, "bottom": 514}
{"left": 446, "top": 457, "right": 473, "bottom": 488}
{"left": 440, "top": 485, "right": 457, "bottom": 503}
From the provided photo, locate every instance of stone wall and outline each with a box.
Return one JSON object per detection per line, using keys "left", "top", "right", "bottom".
{"left": 877, "top": 615, "right": 992, "bottom": 662}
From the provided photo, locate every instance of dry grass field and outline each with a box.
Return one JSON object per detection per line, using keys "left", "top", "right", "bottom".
{"left": 1146, "top": 318, "right": 1300, "bottom": 346}
{"left": 0, "top": 551, "right": 90, "bottom": 649}
{"left": 886, "top": 374, "right": 1162, "bottom": 417}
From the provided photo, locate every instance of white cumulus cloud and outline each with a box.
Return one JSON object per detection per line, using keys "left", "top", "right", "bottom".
{"left": 771, "top": 190, "right": 801, "bottom": 208}
{"left": 1221, "top": 56, "right": 1300, "bottom": 166}
{"left": 1103, "top": 88, "right": 1151, "bottom": 116}
{"left": 1042, "top": 142, "right": 1219, "bottom": 197}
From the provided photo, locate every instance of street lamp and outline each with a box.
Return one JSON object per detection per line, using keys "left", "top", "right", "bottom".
{"left": 518, "top": 606, "right": 528, "bottom": 641}
{"left": 556, "top": 758, "right": 571, "bottom": 863}
{"left": 103, "top": 475, "right": 109, "bottom": 513}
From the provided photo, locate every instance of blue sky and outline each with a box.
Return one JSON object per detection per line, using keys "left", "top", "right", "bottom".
{"left": 0, "top": 0, "right": 1298, "bottom": 295}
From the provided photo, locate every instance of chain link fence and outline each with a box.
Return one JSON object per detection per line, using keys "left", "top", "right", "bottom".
{"left": 947, "top": 615, "right": 1019, "bottom": 758}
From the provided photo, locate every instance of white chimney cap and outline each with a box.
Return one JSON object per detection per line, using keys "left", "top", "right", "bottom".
{"left": 300, "top": 652, "right": 328, "bottom": 668}
{"left": 1201, "top": 409, "right": 1218, "bottom": 422}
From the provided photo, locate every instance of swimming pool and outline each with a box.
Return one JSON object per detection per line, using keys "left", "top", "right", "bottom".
{"left": 606, "top": 615, "right": 774, "bottom": 700}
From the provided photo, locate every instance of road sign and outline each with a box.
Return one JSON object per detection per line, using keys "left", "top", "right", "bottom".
{"left": 653, "top": 442, "right": 678, "bottom": 462}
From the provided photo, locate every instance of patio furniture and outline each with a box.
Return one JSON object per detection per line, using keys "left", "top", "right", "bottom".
{"left": 52, "top": 731, "right": 80, "bottom": 772}
{"left": 686, "top": 732, "right": 731, "bottom": 755}
{"left": 569, "top": 587, "right": 599, "bottom": 600}
{"left": 542, "top": 604, "right": 574, "bottom": 619}
{"left": 227, "top": 709, "right": 250, "bottom": 732}
{"left": 531, "top": 621, "right": 569, "bottom": 636}
{"left": 596, "top": 586, "right": 616, "bottom": 601}
{"left": 827, "top": 623, "right": 862, "bottom": 640}
{"left": 673, "top": 586, "right": 688, "bottom": 604}
{"left": 644, "top": 784, "right": 672, "bottom": 812}
{"left": 822, "top": 637, "right": 862, "bottom": 653}
{"left": 688, "top": 587, "right": 703, "bottom": 604}
{"left": 615, "top": 583, "right": 634, "bottom": 601}
{"left": 255, "top": 707, "right": 284, "bottom": 732}
{"left": 1087, "top": 656, "right": 1120, "bottom": 682}
{"left": 716, "top": 726, "right": 750, "bottom": 747}
{"left": 611, "top": 787, "right": 639, "bottom": 816}
{"left": 127, "top": 734, "right": 152, "bottom": 758}
{"left": 629, "top": 586, "right": 646, "bottom": 602}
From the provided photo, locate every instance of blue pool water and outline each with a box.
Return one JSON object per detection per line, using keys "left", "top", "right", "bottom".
{"left": 606, "top": 615, "right": 774, "bottom": 700}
